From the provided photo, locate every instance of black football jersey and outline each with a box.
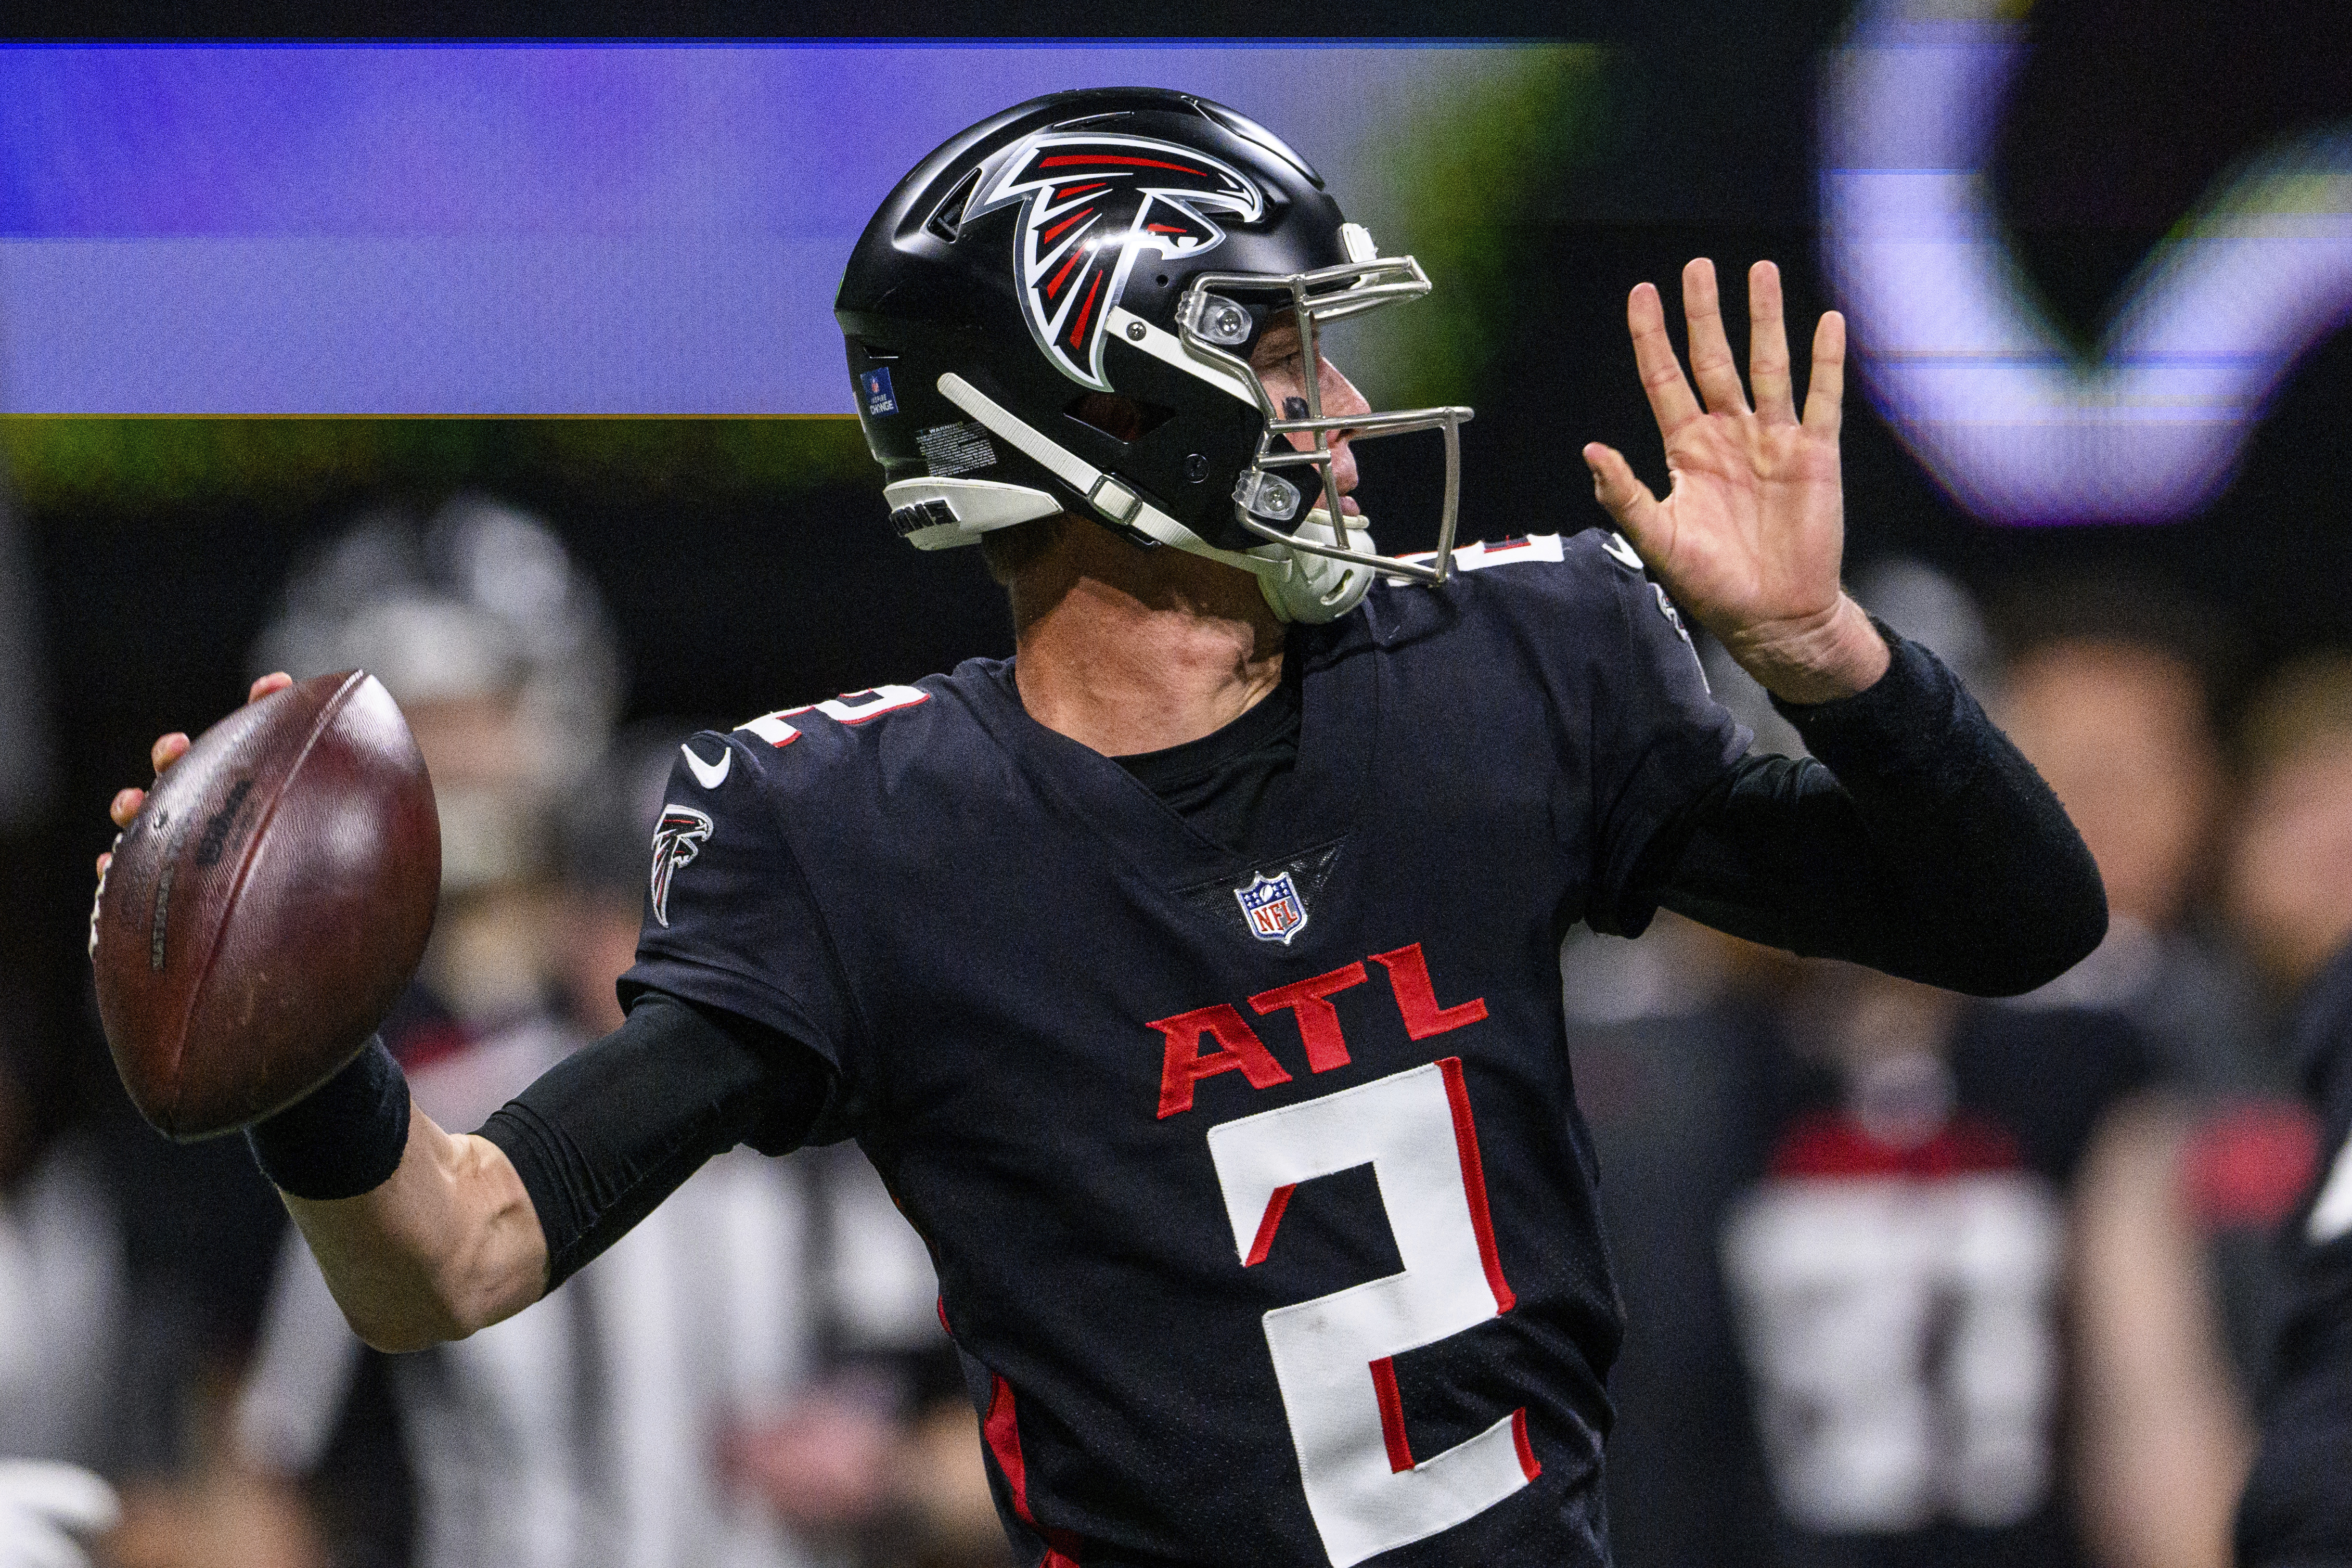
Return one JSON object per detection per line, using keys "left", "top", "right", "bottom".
{"left": 624, "top": 530, "right": 1745, "bottom": 1568}
{"left": 2237, "top": 941, "right": 2352, "bottom": 1566}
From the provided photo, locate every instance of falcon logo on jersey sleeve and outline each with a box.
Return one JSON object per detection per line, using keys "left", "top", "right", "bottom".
{"left": 971, "top": 132, "right": 1264, "bottom": 391}
{"left": 1235, "top": 869, "right": 1309, "bottom": 944}
{"left": 648, "top": 804, "right": 713, "bottom": 929}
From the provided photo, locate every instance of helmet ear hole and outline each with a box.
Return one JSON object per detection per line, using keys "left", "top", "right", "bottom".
{"left": 925, "top": 166, "right": 983, "bottom": 244}
{"left": 1064, "top": 392, "right": 1175, "bottom": 445}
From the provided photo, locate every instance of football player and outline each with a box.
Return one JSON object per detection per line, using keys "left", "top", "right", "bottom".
{"left": 102, "top": 89, "right": 2105, "bottom": 1568}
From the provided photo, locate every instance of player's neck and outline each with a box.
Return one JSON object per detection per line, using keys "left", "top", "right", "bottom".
{"left": 1008, "top": 519, "right": 1286, "bottom": 758}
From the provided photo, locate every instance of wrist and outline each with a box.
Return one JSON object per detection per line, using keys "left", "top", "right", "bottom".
{"left": 1726, "top": 594, "right": 1891, "bottom": 706}
{"left": 245, "top": 1036, "right": 410, "bottom": 1201}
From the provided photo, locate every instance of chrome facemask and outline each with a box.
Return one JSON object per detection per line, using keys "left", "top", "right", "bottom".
{"left": 1176, "top": 225, "right": 1475, "bottom": 587}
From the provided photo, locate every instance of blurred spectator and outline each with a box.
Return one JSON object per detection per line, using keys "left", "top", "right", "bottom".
{"left": 230, "top": 501, "right": 974, "bottom": 1568}
{"left": 1580, "top": 559, "right": 2250, "bottom": 1568}
{"left": 1988, "top": 571, "right": 2260, "bottom": 1091}
{"left": 2222, "top": 651, "right": 2352, "bottom": 1564}
{"left": 1582, "top": 941, "right": 2238, "bottom": 1568}
{"left": 2223, "top": 653, "right": 2352, "bottom": 1004}
{"left": 0, "top": 1036, "right": 117, "bottom": 1472}
{"left": 1992, "top": 573, "right": 2318, "bottom": 1403}
{"left": 0, "top": 933, "right": 311, "bottom": 1567}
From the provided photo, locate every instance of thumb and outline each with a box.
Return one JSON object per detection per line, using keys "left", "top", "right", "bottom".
{"left": 1582, "top": 443, "right": 1659, "bottom": 533}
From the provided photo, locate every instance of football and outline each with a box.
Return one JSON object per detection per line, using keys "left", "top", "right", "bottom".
{"left": 92, "top": 671, "right": 440, "bottom": 1141}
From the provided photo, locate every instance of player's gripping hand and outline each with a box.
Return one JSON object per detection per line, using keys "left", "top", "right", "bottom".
{"left": 96, "top": 671, "right": 294, "bottom": 885}
{"left": 1582, "top": 259, "right": 1888, "bottom": 705}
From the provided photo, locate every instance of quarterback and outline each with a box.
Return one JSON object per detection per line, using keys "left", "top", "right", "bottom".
{"left": 106, "top": 91, "right": 2104, "bottom": 1567}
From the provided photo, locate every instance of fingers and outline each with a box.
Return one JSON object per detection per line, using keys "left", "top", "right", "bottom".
{"left": 1679, "top": 259, "right": 1749, "bottom": 417}
{"left": 1626, "top": 282, "right": 1702, "bottom": 438}
{"left": 121, "top": 678, "right": 281, "bottom": 837}
{"left": 1747, "top": 261, "right": 1796, "bottom": 423}
{"left": 1582, "top": 443, "right": 1662, "bottom": 541}
{"left": 1803, "top": 310, "right": 1846, "bottom": 437}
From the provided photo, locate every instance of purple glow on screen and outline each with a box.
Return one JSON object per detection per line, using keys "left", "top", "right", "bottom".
{"left": 0, "top": 43, "right": 1503, "bottom": 413}
{"left": 1822, "top": 0, "right": 2352, "bottom": 525}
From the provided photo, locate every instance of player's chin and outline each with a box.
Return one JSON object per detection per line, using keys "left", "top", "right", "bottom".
{"left": 1336, "top": 495, "right": 1363, "bottom": 517}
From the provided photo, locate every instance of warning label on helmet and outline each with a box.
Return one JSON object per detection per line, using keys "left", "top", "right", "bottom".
{"left": 918, "top": 422, "right": 999, "bottom": 478}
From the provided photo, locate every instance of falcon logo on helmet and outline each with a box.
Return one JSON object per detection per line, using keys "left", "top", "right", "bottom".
{"left": 970, "top": 133, "right": 1265, "bottom": 391}
{"left": 648, "top": 804, "right": 713, "bottom": 929}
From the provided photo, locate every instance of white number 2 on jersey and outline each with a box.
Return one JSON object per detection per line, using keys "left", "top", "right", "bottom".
{"left": 1206, "top": 1058, "right": 1537, "bottom": 1567}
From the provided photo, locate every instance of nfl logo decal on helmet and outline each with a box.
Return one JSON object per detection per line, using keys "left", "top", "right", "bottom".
{"left": 649, "top": 804, "right": 713, "bottom": 929}
{"left": 1234, "top": 869, "right": 1309, "bottom": 944}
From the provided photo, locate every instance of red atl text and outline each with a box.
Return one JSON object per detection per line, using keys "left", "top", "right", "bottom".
{"left": 1148, "top": 942, "right": 1488, "bottom": 1119}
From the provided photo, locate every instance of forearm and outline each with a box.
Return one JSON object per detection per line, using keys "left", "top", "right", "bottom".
{"left": 480, "top": 989, "right": 834, "bottom": 1291}
{"left": 251, "top": 991, "right": 819, "bottom": 1352}
{"left": 1651, "top": 627, "right": 2107, "bottom": 994}
{"left": 280, "top": 1101, "right": 548, "bottom": 1353}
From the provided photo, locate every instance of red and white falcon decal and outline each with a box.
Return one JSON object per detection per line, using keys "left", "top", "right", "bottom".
{"left": 970, "top": 132, "right": 1264, "bottom": 391}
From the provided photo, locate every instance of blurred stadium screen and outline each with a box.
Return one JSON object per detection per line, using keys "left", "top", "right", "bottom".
{"left": 1823, "top": 0, "right": 2352, "bottom": 525}
{"left": 0, "top": 41, "right": 1576, "bottom": 416}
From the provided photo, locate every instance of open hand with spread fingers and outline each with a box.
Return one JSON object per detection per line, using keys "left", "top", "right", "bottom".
{"left": 1582, "top": 258, "right": 1888, "bottom": 705}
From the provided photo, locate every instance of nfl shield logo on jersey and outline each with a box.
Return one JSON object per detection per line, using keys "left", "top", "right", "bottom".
{"left": 1234, "top": 870, "right": 1309, "bottom": 945}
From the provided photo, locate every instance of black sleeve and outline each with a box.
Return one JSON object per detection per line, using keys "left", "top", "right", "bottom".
{"left": 1637, "top": 625, "right": 2107, "bottom": 997}
{"left": 477, "top": 988, "right": 835, "bottom": 1293}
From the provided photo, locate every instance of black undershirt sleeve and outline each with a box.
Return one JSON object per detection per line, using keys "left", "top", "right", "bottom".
{"left": 477, "top": 989, "right": 833, "bottom": 1293}
{"left": 1625, "top": 624, "right": 2108, "bottom": 997}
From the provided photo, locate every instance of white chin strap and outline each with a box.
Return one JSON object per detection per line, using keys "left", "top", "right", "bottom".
{"left": 1251, "top": 511, "right": 1380, "bottom": 625}
{"left": 910, "top": 374, "right": 1382, "bottom": 625}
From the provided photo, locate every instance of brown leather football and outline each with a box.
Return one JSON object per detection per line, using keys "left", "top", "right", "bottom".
{"left": 91, "top": 670, "right": 440, "bottom": 1141}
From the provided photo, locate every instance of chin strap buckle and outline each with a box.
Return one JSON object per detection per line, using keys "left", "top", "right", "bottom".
{"left": 1258, "top": 512, "right": 1380, "bottom": 625}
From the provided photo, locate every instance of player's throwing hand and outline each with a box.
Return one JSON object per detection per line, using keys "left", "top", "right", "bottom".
{"left": 1582, "top": 258, "right": 1887, "bottom": 705}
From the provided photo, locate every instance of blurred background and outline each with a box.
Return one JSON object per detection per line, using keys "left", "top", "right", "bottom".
{"left": 4, "top": 4, "right": 2352, "bottom": 1565}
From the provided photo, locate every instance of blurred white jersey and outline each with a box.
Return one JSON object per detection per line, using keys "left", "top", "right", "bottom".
{"left": 235, "top": 1012, "right": 941, "bottom": 1568}
{"left": 0, "top": 1146, "right": 122, "bottom": 1468}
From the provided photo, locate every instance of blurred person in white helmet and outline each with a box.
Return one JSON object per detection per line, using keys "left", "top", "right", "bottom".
{"left": 247, "top": 494, "right": 623, "bottom": 1022}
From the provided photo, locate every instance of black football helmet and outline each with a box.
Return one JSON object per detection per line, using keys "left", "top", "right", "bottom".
{"left": 834, "top": 87, "right": 1471, "bottom": 623}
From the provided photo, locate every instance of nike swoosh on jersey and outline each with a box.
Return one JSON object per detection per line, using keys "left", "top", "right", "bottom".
{"left": 1601, "top": 531, "right": 1644, "bottom": 572}
{"left": 681, "top": 743, "right": 732, "bottom": 790}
